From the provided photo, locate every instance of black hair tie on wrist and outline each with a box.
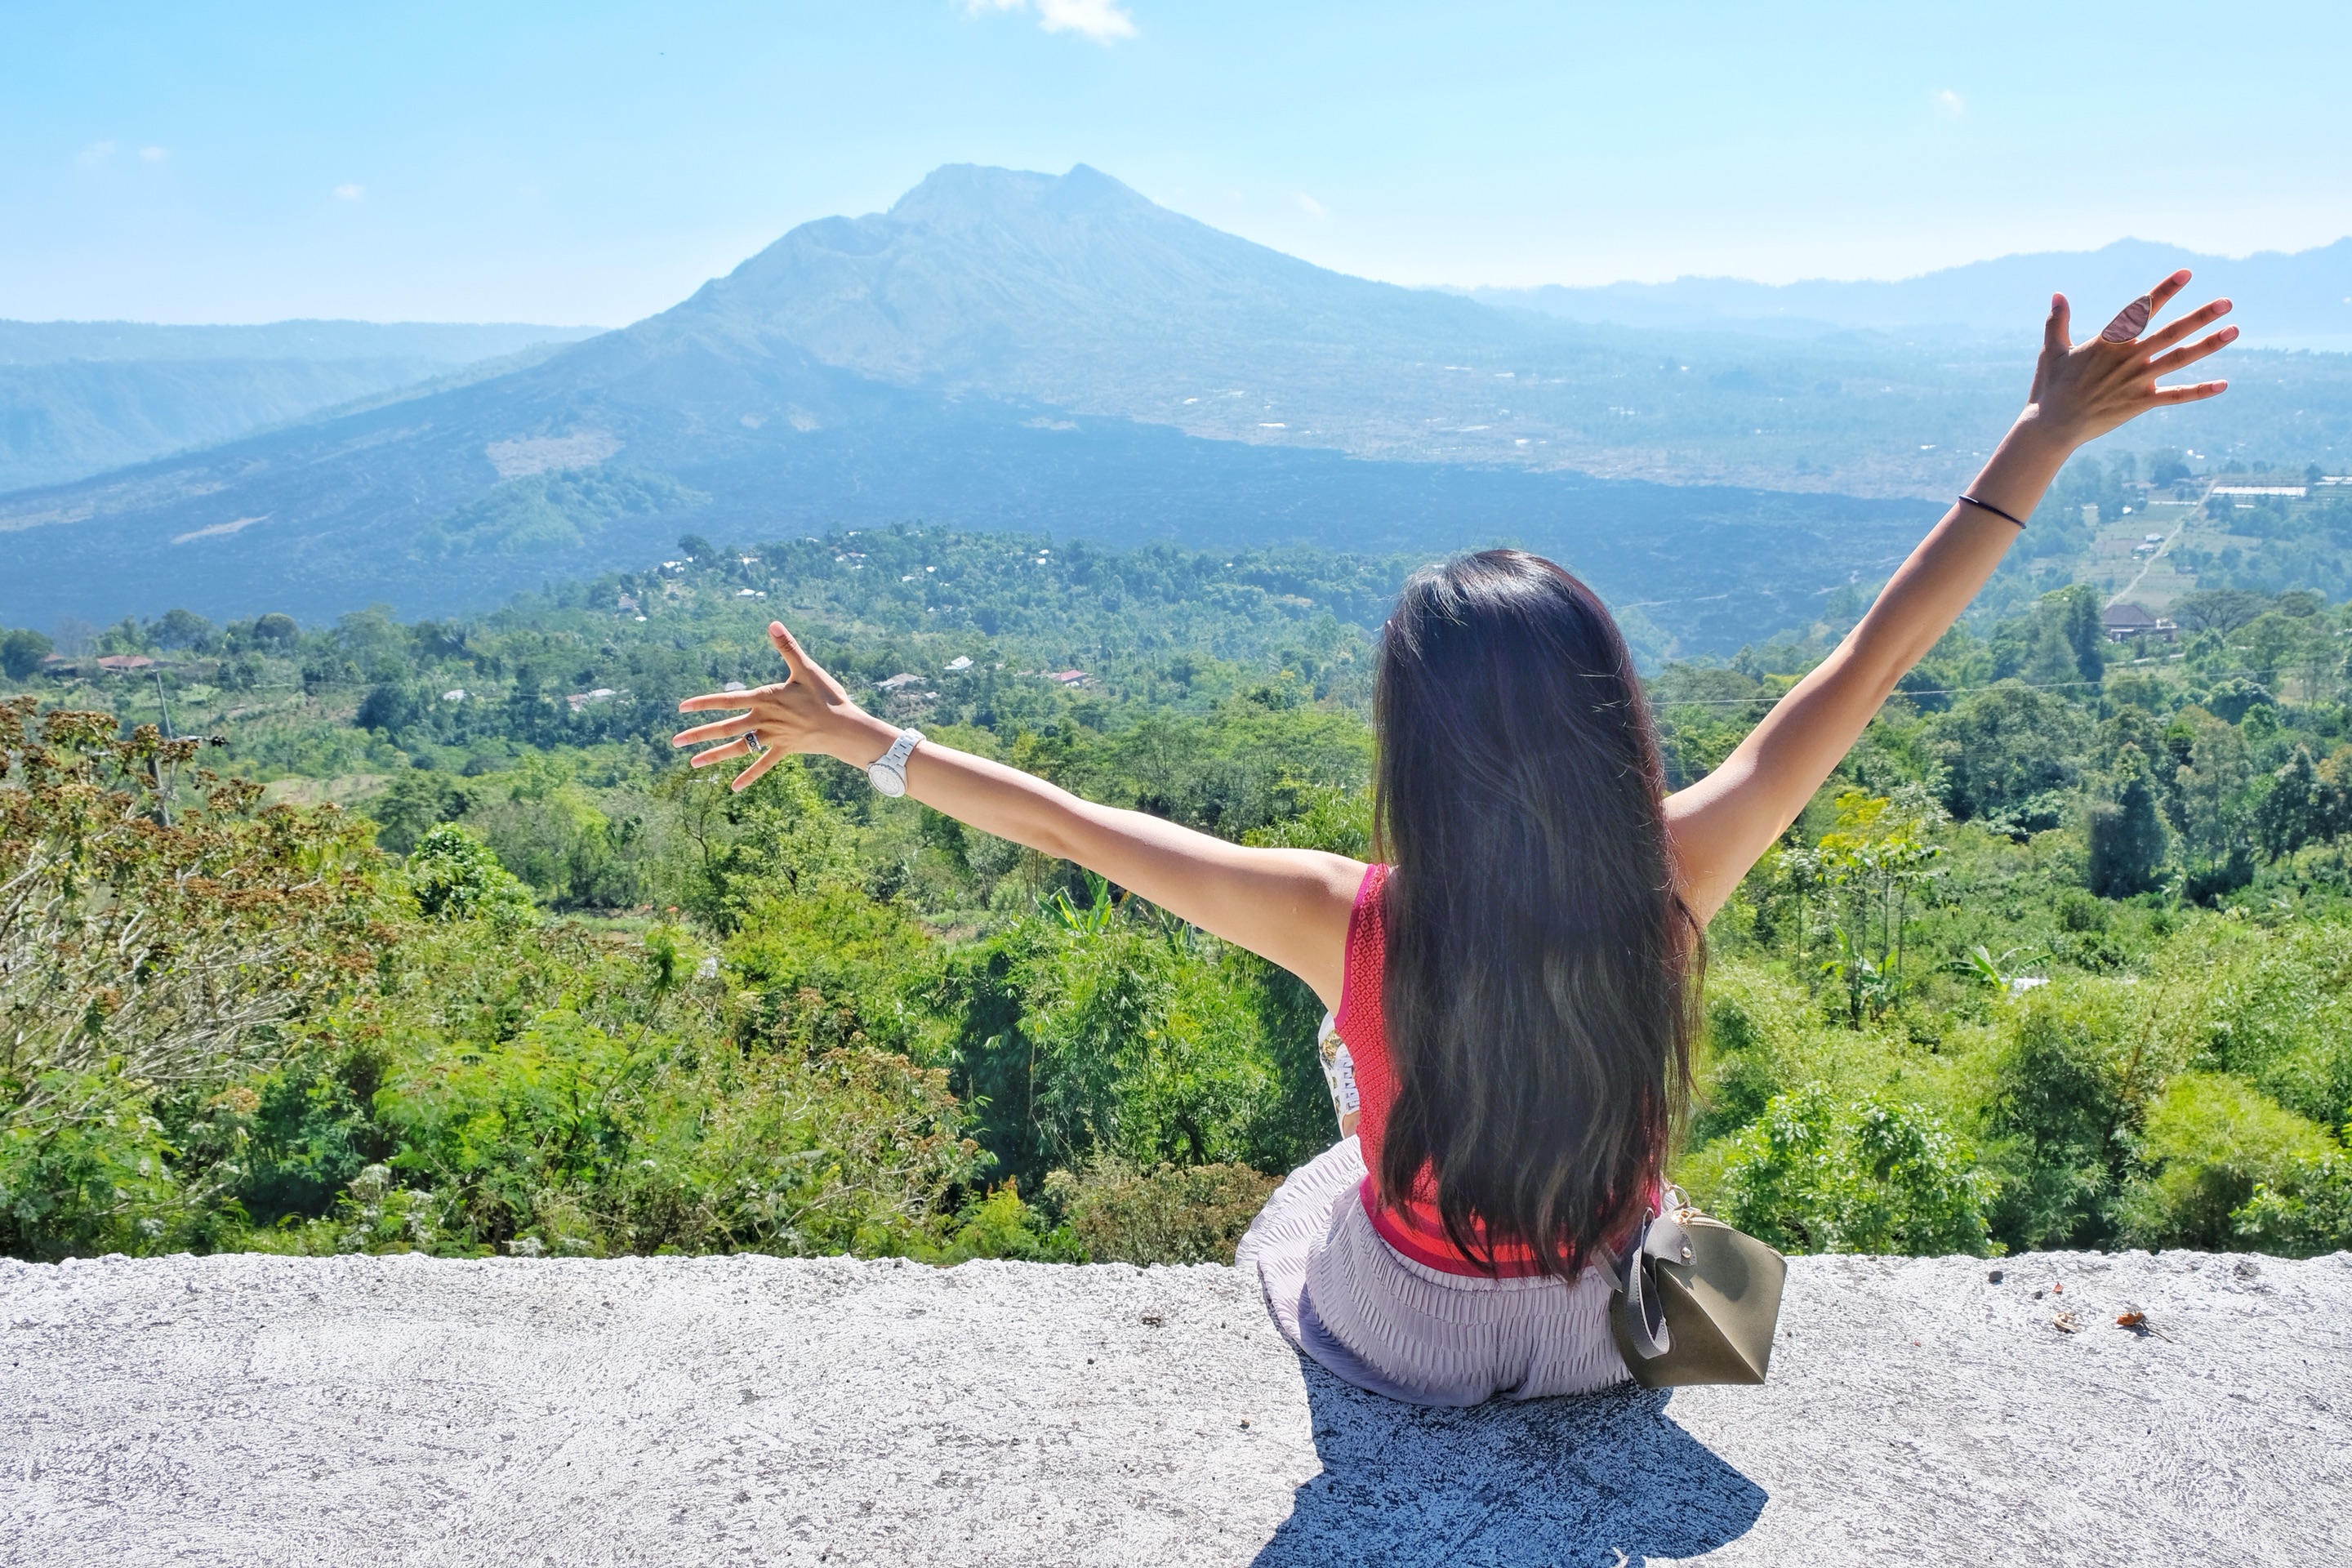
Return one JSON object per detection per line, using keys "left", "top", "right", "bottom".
{"left": 1957, "top": 493, "right": 2027, "bottom": 528}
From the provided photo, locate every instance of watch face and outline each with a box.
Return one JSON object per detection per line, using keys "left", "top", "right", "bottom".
{"left": 868, "top": 762, "right": 906, "bottom": 797}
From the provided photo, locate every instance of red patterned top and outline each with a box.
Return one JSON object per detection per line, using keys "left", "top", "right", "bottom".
{"left": 1336, "top": 863, "right": 1548, "bottom": 1277}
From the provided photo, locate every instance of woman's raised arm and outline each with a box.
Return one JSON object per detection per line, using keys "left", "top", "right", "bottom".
{"left": 674, "top": 622, "right": 1365, "bottom": 1007}
{"left": 1663, "top": 272, "right": 2238, "bottom": 923}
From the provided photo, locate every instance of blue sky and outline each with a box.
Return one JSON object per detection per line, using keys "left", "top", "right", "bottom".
{"left": 6, "top": 1, "right": 2348, "bottom": 326}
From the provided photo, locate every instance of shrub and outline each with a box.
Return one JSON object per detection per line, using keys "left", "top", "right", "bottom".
{"left": 1981, "top": 987, "right": 2162, "bottom": 1250}
{"left": 931, "top": 1180, "right": 1085, "bottom": 1263}
{"left": 403, "top": 823, "right": 536, "bottom": 928}
{"left": 2170, "top": 919, "right": 2352, "bottom": 1129}
{"left": 0, "top": 1067, "right": 181, "bottom": 1257}
{"left": 1711, "top": 1085, "right": 1995, "bottom": 1256}
{"left": 0, "top": 628, "right": 52, "bottom": 680}
{"left": 2231, "top": 1154, "right": 2352, "bottom": 1256}
{"left": 0, "top": 699, "right": 381, "bottom": 1256}
{"left": 1686, "top": 986, "right": 1797, "bottom": 1146}
{"left": 724, "top": 884, "right": 956, "bottom": 1062}
{"left": 2114, "top": 1071, "right": 2334, "bottom": 1250}
{"left": 950, "top": 898, "right": 1296, "bottom": 1190}
{"left": 1040, "top": 1155, "right": 1278, "bottom": 1264}
{"left": 370, "top": 1007, "right": 985, "bottom": 1257}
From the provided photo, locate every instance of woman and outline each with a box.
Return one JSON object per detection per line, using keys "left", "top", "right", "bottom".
{"left": 675, "top": 277, "right": 2234, "bottom": 1405}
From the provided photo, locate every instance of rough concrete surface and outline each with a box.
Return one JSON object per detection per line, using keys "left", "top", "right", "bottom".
{"left": 1, "top": 1248, "right": 2346, "bottom": 1566}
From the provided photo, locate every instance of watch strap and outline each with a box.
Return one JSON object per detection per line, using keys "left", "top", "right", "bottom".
{"left": 869, "top": 727, "right": 923, "bottom": 793}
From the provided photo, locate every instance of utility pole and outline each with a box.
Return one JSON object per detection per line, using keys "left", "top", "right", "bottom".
{"left": 150, "top": 669, "right": 176, "bottom": 827}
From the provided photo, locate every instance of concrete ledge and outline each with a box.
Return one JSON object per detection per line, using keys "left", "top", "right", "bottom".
{"left": 2, "top": 1249, "right": 2347, "bottom": 1566}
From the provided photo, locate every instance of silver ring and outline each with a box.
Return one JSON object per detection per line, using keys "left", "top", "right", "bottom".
{"left": 744, "top": 728, "right": 764, "bottom": 755}
{"left": 2100, "top": 293, "right": 2154, "bottom": 344}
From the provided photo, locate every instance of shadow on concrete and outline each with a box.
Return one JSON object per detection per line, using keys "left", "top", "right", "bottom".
{"left": 1252, "top": 1367, "right": 1766, "bottom": 1566}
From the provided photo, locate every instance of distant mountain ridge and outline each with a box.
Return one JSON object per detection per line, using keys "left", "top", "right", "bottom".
{"left": 0, "top": 319, "right": 603, "bottom": 367}
{"left": 0, "top": 319, "right": 605, "bottom": 492}
{"left": 1471, "top": 238, "right": 2352, "bottom": 349}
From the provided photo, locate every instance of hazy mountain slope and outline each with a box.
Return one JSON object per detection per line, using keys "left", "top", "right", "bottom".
{"left": 0, "top": 357, "right": 453, "bottom": 492}
{"left": 0, "top": 310, "right": 1933, "bottom": 652}
{"left": 5, "top": 167, "right": 2342, "bottom": 514}
{"left": 683, "top": 167, "right": 2350, "bottom": 492}
{"left": 0, "top": 320, "right": 605, "bottom": 491}
{"left": 1472, "top": 237, "right": 2352, "bottom": 347}
{"left": 706, "top": 163, "right": 1552, "bottom": 444}
{"left": 0, "top": 319, "right": 602, "bottom": 365}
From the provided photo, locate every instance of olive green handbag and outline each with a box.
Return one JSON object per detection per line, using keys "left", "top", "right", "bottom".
{"left": 1607, "top": 1186, "right": 1788, "bottom": 1388}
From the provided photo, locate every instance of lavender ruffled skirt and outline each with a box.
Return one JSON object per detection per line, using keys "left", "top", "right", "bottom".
{"left": 1233, "top": 1136, "right": 1630, "bottom": 1407}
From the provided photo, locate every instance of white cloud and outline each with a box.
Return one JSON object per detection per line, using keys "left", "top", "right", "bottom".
{"left": 1037, "top": 0, "right": 1134, "bottom": 41}
{"left": 1294, "top": 193, "right": 1327, "bottom": 219}
{"left": 1935, "top": 88, "right": 1965, "bottom": 118}
{"left": 333, "top": 183, "right": 365, "bottom": 201}
{"left": 965, "top": 0, "right": 1135, "bottom": 45}
{"left": 139, "top": 145, "right": 168, "bottom": 163}
{"left": 74, "top": 140, "right": 117, "bottom": 172}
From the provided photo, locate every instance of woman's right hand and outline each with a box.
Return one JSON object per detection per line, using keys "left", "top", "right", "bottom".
{"left": 2025, "top": 270, "right": 2235, "bottom": 450}
{"left": 672, "top": 620, "right": 899, "bottom": 793}
{"left": 674, "top": 621, "right": 1363, "bottom": 1005}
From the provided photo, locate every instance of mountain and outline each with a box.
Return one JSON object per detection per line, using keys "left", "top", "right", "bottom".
{"left": 0, "top": 310, "right": 1934, "bottom": 655}
{"left": 0, "top": 167, "right": 1940, "bottom": 654}
{"left": 682, "top": 172, "right": 2350, "bottom": 492}
{"left": 1471, "top": 238, "right": 2352, "bottom": 350}
{"left": 3, "top": 165, "right": 2343, "bottom": 652}
{"left": 701, "top": 163, "right": 1575, "bottom": 457}
{"left": 0, "top": 320, "right": 604, "bottom": 492}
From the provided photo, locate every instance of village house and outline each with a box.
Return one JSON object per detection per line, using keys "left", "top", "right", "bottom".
{"left": 2100, "top": 603, "right": 2177, "bottom": 644}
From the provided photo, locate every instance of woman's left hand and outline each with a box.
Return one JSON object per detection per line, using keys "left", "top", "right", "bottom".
{"left": 672, "top": 620, "right": 896, "bottom": 792}
{"left": 2026, "top": 270, "right": 2235, "bottom": 448}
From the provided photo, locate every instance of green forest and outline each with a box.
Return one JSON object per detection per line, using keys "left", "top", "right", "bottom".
{"left": 7, "top": 501, "right": 2352, "bottom": 1267}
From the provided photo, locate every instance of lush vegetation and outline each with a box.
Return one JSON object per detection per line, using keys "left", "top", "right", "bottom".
{"left": 7, "top": 514, "right": 2352, "bottom": 1266}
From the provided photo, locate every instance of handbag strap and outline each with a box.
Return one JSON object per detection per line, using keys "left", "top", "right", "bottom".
{"left": 1610, "top": 1200, "right": 1695, "bottom": 1363}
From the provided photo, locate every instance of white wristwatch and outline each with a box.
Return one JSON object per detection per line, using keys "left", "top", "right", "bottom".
{"left": 866, "top": 728, "right": 924, "bottom": 797}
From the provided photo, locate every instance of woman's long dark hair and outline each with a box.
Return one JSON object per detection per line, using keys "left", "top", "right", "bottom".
{"left": 1373, "top": 548, "right": 1699, "bottom": 1280}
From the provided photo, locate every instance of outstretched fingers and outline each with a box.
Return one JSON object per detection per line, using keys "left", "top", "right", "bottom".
{"left": 673, "top": 711, "right": 760, "bottom": 748}
{"left": 2143, "top": 269, "right": 2194, "bottom": 316}
{"left": 688, "top": 736, "right": 755, "bottom": 768}
{"left": 2146, "top": 324, "right": 2238, "bottom": 377}
{"left": 2044, "top": 292, "right": 2072, "bottom": 354}
{"left": 677, "top": 719, "right": 757, "bottom": 752}
{"left": 2151, "top": 378, "right": 2229, "bottom": 405}
{"left": 729, "top": 744, "right": 788, "bottom": 794}
{"left": 677, "top": 689, "right": 752, "bottom": 714}
{"left": 768, "top": 620, "right": 809, "bottom": 676}
{"left": 2140, "top": 296, "right": 2233, "bottom": 356}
